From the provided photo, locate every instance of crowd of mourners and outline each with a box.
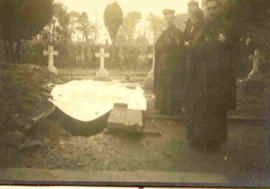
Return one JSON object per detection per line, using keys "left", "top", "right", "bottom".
{"left": 154, "top": 0, "right": 236, "bottom": 150}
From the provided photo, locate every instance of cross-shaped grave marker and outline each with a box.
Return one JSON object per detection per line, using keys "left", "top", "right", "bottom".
{"left": 247, "top": 49, "right": 264, "bottom": 80}
{"left": 43, "top": 45, "right": 59, "bottom": 74}
{"left": 95, "top": 47, "right": 111, "bottom": 80}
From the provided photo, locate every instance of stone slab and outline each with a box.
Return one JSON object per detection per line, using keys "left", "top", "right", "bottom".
{"left": 125, "top": 109, "right": 143, "bottom": 127}
{"left": 107, "top": 108, "right": 143, "bottom": 130}
{"left": 107, "top": 108, "right": 127, "bottom": 128}
{"left": 93, "top": 76, "right": 112, "bottom": 81}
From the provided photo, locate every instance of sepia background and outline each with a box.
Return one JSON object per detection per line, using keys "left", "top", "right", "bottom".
{"left": 0, "top": 0, "right": 269, "bottom": 187}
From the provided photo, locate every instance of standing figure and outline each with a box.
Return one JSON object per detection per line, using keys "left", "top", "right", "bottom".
{"left": 183, "top": 0, "right": 200, "bottom": 44}
{"left": 183, "top": 0, "right": 236, "bottom": 150}
{"left": 154, "top": 9, "right": 185, "bottom": 115}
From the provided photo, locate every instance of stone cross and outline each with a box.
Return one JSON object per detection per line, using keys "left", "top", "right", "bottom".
{"left": 247, "top": 49, "right": 264, "bottom": 80}
{"left": 95, "top": 47, "right": 110, "bottom": 70}
{"left": 43, "top": 45, "right": 59, "bottom": 74}
{"left": 95, "top": 47, "right": 111, "bottom": 80}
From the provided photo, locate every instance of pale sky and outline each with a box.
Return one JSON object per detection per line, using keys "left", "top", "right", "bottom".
{"left": 56, "top": 0, "right": 201, "bottom": 44}
{"left": 57, "top": 0, "right": 199, "bottom": 19}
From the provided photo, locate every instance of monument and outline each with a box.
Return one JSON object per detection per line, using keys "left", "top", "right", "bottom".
{"left": 43, "top": 45, "right": 59, "bottom": 74}
{"left": 247, "top": 49, "right": 264, "bottom": 81}
{"left": 95, "top": 47, "right": 111, "bottom": 81}
{"left": 234, "top": 48, "right": 267, "bottom": 119}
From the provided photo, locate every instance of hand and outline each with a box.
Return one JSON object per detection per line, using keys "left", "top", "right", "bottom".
{"left": 182, "top": 107, "right": 186, "bottom": 113}
{"left": 184, "top": 41, "right": 190, "bottom": 46}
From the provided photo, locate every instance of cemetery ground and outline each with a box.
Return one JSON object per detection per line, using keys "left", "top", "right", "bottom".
{"left": 0, "top": 65, "right": 269, "bottom": 185}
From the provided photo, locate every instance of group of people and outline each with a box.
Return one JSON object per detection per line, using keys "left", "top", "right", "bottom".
{"left": 154, "top": 0, "right": 236, "bottom": 150}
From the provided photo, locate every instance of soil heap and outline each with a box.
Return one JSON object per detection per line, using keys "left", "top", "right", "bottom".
{"left": 0, "top": 63, "right": 65, "bottom": 147}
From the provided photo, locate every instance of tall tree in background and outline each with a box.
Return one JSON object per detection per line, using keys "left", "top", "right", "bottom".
{"left": 116, "top": 11, "right": 143, "bottom": 69}
{"left": 220, "top": 0, "right": 270, "bottom": 76}
{"left": 77, "top": 12, "right": 95, "bottom": 43}
{"left": 0, "top": 0, "right": 54, "bottom": 63}
{"left": 223, "top": 0, "right": 270, "bottom": 45}
{"left": 121, "top": 11, "right": 142, "bottom": 42}
{"left": 76, "top": 12, "right": 95, "bottom": 66}
{"left": 147, "top": 13, "right": 164, "bottom": 43}
{"left": 103, "top": 2, "right": 123, "bottom": 46}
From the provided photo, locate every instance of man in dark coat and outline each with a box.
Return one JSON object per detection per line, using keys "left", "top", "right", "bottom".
{"left": 183, "top": 0, "right": 236, "bottom": 150}
{"left": 154, "top": 9, "right": 185, "bottom": 115}
{"left": 183, "top": 0, "right": 200, "bottom": 44}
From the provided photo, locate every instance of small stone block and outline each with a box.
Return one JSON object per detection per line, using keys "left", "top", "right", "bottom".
{"left": 93, "top": 76, "right": 112, "bottom": 81}
{"left": 113, "top": 103, "right": 128, "bottom": 108}
{"left": 107, "top": 108, "right": 127, "bottom": 128}
{"left": 125, "top": 109, "right": 143, "bottom": 127}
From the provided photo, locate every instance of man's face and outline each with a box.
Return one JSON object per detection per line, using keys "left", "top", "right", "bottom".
{"left": 164, "top": 15, "right": 175, "bottom": 27}
{"left": 205, "top": 1, "right": 218, "bottom": 18}
{"left": 188, "top": 4, "right": 198, "bottom": 15}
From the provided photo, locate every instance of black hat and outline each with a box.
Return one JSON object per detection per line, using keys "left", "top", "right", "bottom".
{"left": 188, "top": 0, "right": 199, "bottom": 7}
{"left": 162, "top": 9, "right": 175, "bottom": 16}
{"left": 205, "top": 0, "right": 220, "bottom": 5}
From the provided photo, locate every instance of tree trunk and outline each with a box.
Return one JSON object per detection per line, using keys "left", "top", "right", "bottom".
{"left": 9, "top": 41, "right": 14, "bottom": 63}
{"left": 4, "top": 41, "right": 10, "bottom": 62}
{"left": 111, "top": 39, "right": 116, "bottom": 69}
{"left": 16, "top": 40, "right": 21, "bottom": 63}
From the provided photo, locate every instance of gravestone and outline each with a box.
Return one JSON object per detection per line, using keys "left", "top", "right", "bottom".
{"left": 244, "top": 49, "right": 265, "bottom": 92}
{"left": 247, "top": 49, "right": 264, "bottom": 81}
{"left": 143, "top": 47, "right": 155, "bottom": 90}
{"left": 230, "top": 49, "right": 266, "bottom": 119}
{"left": 43, "top": 45, "right": 59, "bottom": 74}
{"left": 95, "top": 47, "right": 111, "bottom": 81}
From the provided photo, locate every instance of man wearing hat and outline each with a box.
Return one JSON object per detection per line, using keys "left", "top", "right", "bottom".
{"left": 154, "top": 9, "right": 185, "bottom": 115}
{"left": 183, "top": 0, "right": 200, "bottom": 44}
{"left": 183, "top": 0, "right": 236, "bottom": 150}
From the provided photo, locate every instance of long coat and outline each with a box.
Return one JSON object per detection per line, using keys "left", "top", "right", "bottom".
{"left": 154, "top": 25, "right": 185, "bottom": 114}
{"left": 184, "top": 20, "right": 236, "bottom": 113}
{"left": 183, "top": 18, "right": 237, "bottom": 144}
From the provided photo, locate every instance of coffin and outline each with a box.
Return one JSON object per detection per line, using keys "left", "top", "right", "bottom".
{"left": 49, "top": 80, "right": 147, "bottom": 136}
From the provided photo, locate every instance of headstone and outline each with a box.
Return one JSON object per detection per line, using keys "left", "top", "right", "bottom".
{"left": 143, "top": 47, "right": 155, "bottom": 90}
{"left": 247, "top": 49, "right": 264, "bottom": 81}
{"left": 43, "top": 45, "right": 59, "bottom": 74}
{"left": 95, "top": 47, "right": 111, "bottom": 81}
{"left": 231, "top": 49, "right": 267, "bottom": 119}
{"left": 244, "top": 49, "right": 265, "bottom": 92}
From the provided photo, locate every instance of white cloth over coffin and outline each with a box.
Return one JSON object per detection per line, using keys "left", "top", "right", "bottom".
{"left": 49, "top": 80, "right": 147, "bottom": 122}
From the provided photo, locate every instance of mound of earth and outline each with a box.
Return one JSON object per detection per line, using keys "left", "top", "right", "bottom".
{"left": 0, "top": 63, "right": 65, "bottom": 147}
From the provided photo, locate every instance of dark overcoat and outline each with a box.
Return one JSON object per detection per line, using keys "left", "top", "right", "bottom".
{"left": 183, "top": 17, "right": 237, "bottom": 144}
{"left": 154, "top": 25, "right": 185, "bottom": 114}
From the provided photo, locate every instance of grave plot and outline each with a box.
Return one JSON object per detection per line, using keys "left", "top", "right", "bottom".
{"left": 49, "top": 79, "right": 147, "bottom": 135}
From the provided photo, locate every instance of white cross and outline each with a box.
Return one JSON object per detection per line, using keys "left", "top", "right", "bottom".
{"left": 43, "top": 45, "right": 59, "bottom": 74}
{"left": 248, "top": 49, "right": 263, "bottom": 78}
{"left": 95, "top": 47, "right": 110, "bottom": 70}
